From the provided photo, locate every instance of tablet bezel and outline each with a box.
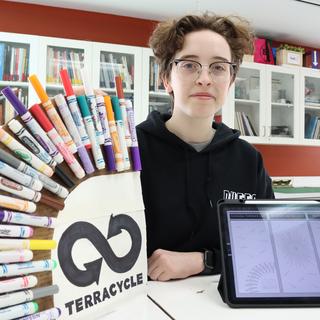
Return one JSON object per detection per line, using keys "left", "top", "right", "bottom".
{"left": 217, "top": 199, "right": 320, "bottom": 307}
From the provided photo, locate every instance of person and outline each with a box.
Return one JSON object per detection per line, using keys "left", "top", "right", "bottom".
{"left": 136, "top": 12, "right": 274, "bottom": 282}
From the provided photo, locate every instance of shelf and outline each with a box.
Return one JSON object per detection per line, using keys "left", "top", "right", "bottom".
{"left": 235, "top": 98, "right": 260, "bottom": 104}
{"left": 149, "top": 91, "right": 168, "bottom": 97}
{"left": 271, "top": 102, "right": 294, "bottom": 107}
{"left": 305, "top": 103, "right": 320, "bottom": 109}
{"left": 0, "top": 81, "right": 29, "bottom": 87}
{"left": 100, "top": 88, "right": 134, "bottom": 94}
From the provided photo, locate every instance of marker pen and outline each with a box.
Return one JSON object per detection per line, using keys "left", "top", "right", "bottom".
{"left": 8, "top": 119, "right": 56, "bottom": 168}
{"left": 0, "top": 259, "right": 57, "bottom": 277}
{"left": 28, "top": 74, "right": 77, "bottom": 154}
{"left": 0, "top": 301, "right": 38, "bottom": 320}
{"left": 59, "top": 68, "right": 91, "bottom": 148}
{"left": 0, "top": 210, "right": 57, "bottom": 228}
{"left": 77, "top": 96, "right": 105, "bottom": 169}
{"left": 115, "top": 75, "right": 132, "bottom": 147}
{"left": 111, "top": 96, "right": 131, "bottom": 170}
{"left": 0, "top": 285, "right": 59, "bottom": 309}
{"left": 0, "top": 149, "right": 69, "bottom": 198}
{"left": 54, "top": 94, "right": 94, "bottom": 175}
{"left": 1, "top": 86, "right": 63, "bottom": 164}
{"left": 95, "top": 95, "right": 116, "bottom": 171}
{"left": 29, "top": 104, "right": 85, "bottom": 179}
{"left": 19, "top": 307, "right": 61, "bottom": 320}
{"left": 0, "top": 127, "right": 54, "bottom": 177}
{"left": 0, "top": 160, "right": 42, "bottom": 191}
{"left": 104, "top": 96, "right": 124, "bottom": 172}
{"left": 0, "top": 249, "right": 33, "bottom": 264}
{"left": 0, "top": 194, "right": 36, "bottom": 213}
{"left": 0, "top": 176, "right": 65, "bottom": 211}
{"left": 125, "top": 99, "right": 142, "bottom": 171}
{"left": 0, "top": 225, "right": 33, "bottom": 238}
{"left": 0, "top": 276, "right": 38, "bottom": 294}
{"left": 0, "top": 239, "right": 56, "bottom": 251}
{"left": 80, "top": 68, "right": 104, "bottom": 144}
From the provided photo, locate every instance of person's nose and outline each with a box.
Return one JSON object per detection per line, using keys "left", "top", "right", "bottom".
{"left": 195, "top": 66, "right": 212, "bottom": 86}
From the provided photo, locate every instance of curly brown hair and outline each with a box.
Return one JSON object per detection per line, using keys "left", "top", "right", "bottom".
{"left": 149, "top": 12, "right": 254, "bottom": 82}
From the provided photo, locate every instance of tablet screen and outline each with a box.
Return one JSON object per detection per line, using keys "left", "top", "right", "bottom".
{"left": 226, "top": 204, "right": 320, "bottom": 298}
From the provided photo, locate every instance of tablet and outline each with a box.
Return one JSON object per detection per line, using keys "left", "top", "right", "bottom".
{"left": 217, "top": 200, "right": 320, "bottom": 307}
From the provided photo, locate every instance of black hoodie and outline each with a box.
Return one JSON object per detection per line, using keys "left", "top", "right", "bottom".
{"left": 137, "top": 111, "right": 274, "bottom": 273}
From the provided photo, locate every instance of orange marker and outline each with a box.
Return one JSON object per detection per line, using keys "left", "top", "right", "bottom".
{"left": 104, "top": 96, "right": 124, "bottom": 172}
{"left": 28, "top": 74, "right": 77, "bottom": 154}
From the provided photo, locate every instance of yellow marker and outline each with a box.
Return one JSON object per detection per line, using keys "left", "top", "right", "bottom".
{"left": 28, "top": 74, "right": 77, "bottom": 154}
{"left": 0, "top": 239, "right": 57, "bottom": 251}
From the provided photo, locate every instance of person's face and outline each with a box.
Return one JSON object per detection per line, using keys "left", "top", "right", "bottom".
{"left": 164, "top": 30, "right": 234, "bottom": 119}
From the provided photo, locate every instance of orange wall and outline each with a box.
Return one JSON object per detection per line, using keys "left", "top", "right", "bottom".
{"left": 0, "top": 1, "right": 319, "bottom": 177}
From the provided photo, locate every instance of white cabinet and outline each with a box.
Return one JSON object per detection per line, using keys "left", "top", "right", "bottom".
{"left": 227, "top": 62, "right": 300, "bottom": 145}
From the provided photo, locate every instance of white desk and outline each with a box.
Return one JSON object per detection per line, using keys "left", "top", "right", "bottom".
{"left": 96, "top": 294, "right": 170, "bottom": 320}
{"left": 147, "top": 275, "right": 320, "bottom": 320}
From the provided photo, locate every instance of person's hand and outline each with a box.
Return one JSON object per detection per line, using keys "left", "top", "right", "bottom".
{"left": 148, "top": 249, "right": 204, "bottom": 281}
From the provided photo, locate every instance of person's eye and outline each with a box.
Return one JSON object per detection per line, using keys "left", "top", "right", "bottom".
{"left": 181, "top": 61, "right": 198, "bottom": 71}
{"left": 211, "top": 63, "right": 227, "bottom": 72}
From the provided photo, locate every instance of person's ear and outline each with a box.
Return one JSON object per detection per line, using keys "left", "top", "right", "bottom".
{"left": 163, "top": 76, "right": 173, "bottom": 94}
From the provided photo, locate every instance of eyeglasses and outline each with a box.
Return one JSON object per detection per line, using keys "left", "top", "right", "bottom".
{"left": 172, "top": 59, "right": 236, "bottom": 83}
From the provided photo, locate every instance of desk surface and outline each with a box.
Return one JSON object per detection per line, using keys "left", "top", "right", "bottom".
{"left": 147, "top": 275, "right": 320, "bottom": 320}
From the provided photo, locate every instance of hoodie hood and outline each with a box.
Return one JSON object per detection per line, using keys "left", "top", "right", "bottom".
{"left": 137, "top": 111, "right": 240, "bottom": 152}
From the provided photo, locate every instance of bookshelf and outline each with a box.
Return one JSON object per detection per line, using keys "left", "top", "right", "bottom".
{"left": 92, "top": 42, "right": 142, "bottom": 123}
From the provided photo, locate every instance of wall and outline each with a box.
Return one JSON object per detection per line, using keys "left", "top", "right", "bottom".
{"left": 0, "top": 1, "right": 319, "bottom": 177}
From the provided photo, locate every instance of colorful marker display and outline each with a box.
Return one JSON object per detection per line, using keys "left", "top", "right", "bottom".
{"left": 19, "top": 307, "right": 61, "bottom": 320}
{"left": 0, "top": 194, "right": 36, "bottom": 213}
{"left": 0, "top": 225, "right": 33, "bottom": 238}
{"left": 0, "top": 239, "right": 57, "bottom": 251}
{"left": 54, "top": 94, "right": 94, "bottom": 174}
{"left": 95, "top": 95, "right": 116, "bottom": 171}
{"left": 0, "top": 210, "right": 57, "bottom": 228}
{"left": 29, "top": 104, "right": 85, "bottom": 179}
{"left": 0, "top": 149, "right": 69, "bottom": 198}
{"left": 8, "top": 119, "right": 57, "bottom": 168}
{"left": 0, "top": 127, "right": 54, "bottom": 177}
{"left": 0, "top": 259, "right": 57, "bottom": 277}
{"left": 60, "top": 68, "right": 91, "bottom": 148}
{"left": 77, "top": 96, "right": 105, "bottom": 169}
{"left": 80, "top": 68, "right": 104, "bottom": 144}
{"left": 0, "top": 276, "right": 38, "bottom": 294}
{"left": 0, "top": 301, "right": 38, "bottom": 320}
{"left": 111, "top": 96, "right": 131, "bottom": 170}
{"left": 115, "top": 76, "right": 132, "bottom": 147}
{"left": 28, "top": 74, "right": 77, "bottom": 154}
{"left": 0, "top": 249, "right": 33, "bottom": 264}
{"left": 1, "top": 86, "right": 63, "bottom": 164}
{"left": 0, "top": 159, "right": 43, "bottom": 191}
{"left": 0, "top": 284, "right": 59, "bottom": 309}
{"left": 104, "top": 96, "right": 124, "bottom": 172}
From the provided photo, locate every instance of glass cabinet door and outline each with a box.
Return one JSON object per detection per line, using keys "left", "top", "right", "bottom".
{"left": 46, "top": 45, "right": 85, "bottom": 97}
{"left": 99, "top": 50, "right": 134, "bottom": 101}
{"left": 0, "top": 37, "right": 31, "bottom": 124}
{"left": 270, "top": 72, "right": 295, "bottom": 138}
{"left": 234, "top": 66, "right": 262, "bottom": 138}
{"left": 148, "top": 56, "right": 171, "bottom": 115}
{"left": 303, "top": 75, "right": 320, "bottom": 142}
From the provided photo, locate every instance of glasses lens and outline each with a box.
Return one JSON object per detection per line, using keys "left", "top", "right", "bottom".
{"left": 209, "top": 62, "right": 233, "bottom": 83}
{"left": 176, "top": 60, "right": 200, "bottom": 80}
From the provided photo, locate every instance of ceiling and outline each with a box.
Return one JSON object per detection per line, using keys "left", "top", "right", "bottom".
{"left": 7, "top": 0, "right": 320, "bottom": 48}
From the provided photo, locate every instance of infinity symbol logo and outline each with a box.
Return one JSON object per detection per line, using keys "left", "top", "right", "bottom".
{"left": 57, "top": 214, "right": 142, "bottom": 287}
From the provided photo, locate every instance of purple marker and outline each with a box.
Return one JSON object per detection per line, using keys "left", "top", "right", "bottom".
{"left": 1, "top": 87, "right": 63, "bottom": 164}
{"left": 125, "top": 99, "right": 142, "bottom": 171}
{"left": 96, "top": 95, "right": 116, "bottom": 171}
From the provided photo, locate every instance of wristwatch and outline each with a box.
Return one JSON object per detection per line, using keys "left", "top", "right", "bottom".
{"left": 201, "top": 250, "right": 215, "bottom": 275}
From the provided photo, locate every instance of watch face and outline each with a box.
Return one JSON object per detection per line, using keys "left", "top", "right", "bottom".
{"left": 205, "top": 250, "right": 214, "bottom": 269}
